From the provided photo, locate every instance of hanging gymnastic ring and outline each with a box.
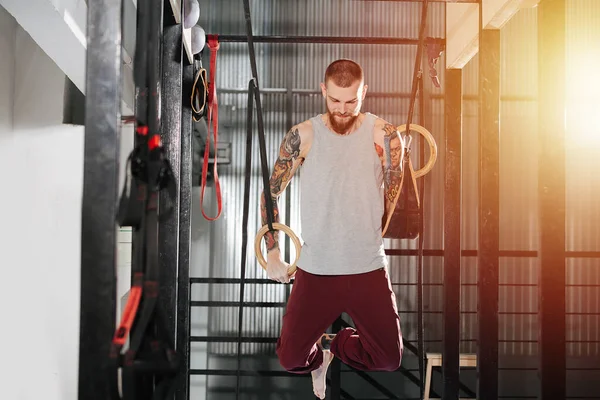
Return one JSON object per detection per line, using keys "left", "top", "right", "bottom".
{"left": 396, "top": 123, "right": 438, "bottom": 179}
{"left": 254, "top": 222, "right": 301, "bottom": 276}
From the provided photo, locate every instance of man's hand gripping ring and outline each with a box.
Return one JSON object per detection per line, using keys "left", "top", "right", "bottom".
{"left": 254, "top": 222, "right": 301, "bottom": 276}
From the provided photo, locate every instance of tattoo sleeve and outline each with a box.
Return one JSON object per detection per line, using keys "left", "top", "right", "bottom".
{"left": 381, "top": 124, "right": 403, "bottom": 203}
{"left": 260, "top": 127, "right": 303, "bottom": 253}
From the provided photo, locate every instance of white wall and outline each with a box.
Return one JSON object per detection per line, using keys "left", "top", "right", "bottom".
{"left": 0, "top": 4, "right": 209, "bottom": 398}
{"left": 0, "top": 4, "right": 83, "bottom": 400}
{"left": 0, "top": 5, "right": 134, "bottom": 398}
{"left": 0, "top": 6, "right": 82, "bottom": 399}
{"left": 0, "top": 4, "right": 129, "bottom": 399}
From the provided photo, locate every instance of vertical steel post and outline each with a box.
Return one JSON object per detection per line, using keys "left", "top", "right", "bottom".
{"left": 158, "top": 0, "right": 182, "bottom": 340}
{"left": 443, "top": 67, "right": 463, "bottom": 400}
{"left": 78, "top": 0, "right": 122, "bottom": 399}
{"left": 175, "top": 53, "right": 194, "bottom": 400}
{"left": 477, "top": 26, "right": 501, "bottom": 400}
{"left": 538, "top": 0, "right": 567, "bottom": 398}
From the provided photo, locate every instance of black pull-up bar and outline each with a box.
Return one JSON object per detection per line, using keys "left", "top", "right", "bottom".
{"left": 355, "top": 0, "right": 475, "bottom": 2}
{"left": 212, "top": 34, "right": 445, "bottom": 46}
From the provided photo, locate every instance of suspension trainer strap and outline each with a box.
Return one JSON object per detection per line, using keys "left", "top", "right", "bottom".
{"left": 416, "top": 75, "right": 427, "bottom": 400}
{"left": 408, "top": 1, "right": 430, "bottom": 397}
{"left": 200, "top": 35, "right": 223, "bottom": 221}
{"left": 109, "top": 0, "right": 150, "bottom": 394}
{"left": 235, "top": 79, "right": 257, "bottom": 400}
{"left": 113, "top": 130, "right": 180, "bottom": 400}
{"left": 405, "top": 0, "right": 430, "bottom": 134}
{"left": 253, "top": 83, "right": 275, "bottom": 231}
{"left": 392, "top": 0, "right": 429, "bottom": 396}
{"left": 242, "top": 0, "right": 275, "bottom": 232}
{"left": 233, "top": 4, "right": 277, "bottom": 399}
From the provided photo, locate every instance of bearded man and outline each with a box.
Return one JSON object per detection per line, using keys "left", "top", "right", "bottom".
{"left": 260, "top": 59, "right": 404, "bottom": 399}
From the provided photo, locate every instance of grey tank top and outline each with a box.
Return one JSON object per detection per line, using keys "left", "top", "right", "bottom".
{"left": 297, "top": 112, "right": 388, "bottom": 275}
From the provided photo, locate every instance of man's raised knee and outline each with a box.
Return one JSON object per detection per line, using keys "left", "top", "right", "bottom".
{"left": 375, "top": 341, "right": 403, "bottom": 371}
{"left": 277, "top": 343, "right": 297, "bottom": 371}
{"left": 277, "top": 350, "right": 301, "bottom": 371}
{"left": 382, "top": 348, "right": 403, "bottom": 371}
{"left": 276, "top": 342, "right": 317, "bottom": 372}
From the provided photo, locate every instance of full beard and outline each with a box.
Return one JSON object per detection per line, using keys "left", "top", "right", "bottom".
{"left": 327, "top": 111, "right": 358, "bottom": 135}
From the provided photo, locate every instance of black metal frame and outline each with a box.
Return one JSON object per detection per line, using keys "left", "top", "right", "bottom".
{"left": 80, "top": 0, "right": 193, "bottom": 398}
{"left": 188, "top": 274, "right": 478, "bottom": 399}
{"left": 538, "top": 0, "right": 567, "bottom": 398}
{"left": 78, "top": 0, "right": 122, "bottom": 398}
{"left": 477, "top": 24, "right": 501, "bottom": 400}
{"left": 159, "top": 0, "right": 183, "bottom": 355}
{"left": 175, "top": 18, "right": 195, "bottom": 400}
{"left": 354, "top": 0, "right": 476, "bottom": 2}
{"left": 443, "top": 67, "right": 462, "bottom": 400}
{"left": 217, "top": 87, "right": 537, "bottom": 102}
{"left": 212, "top": 34, "right": 444, "bottom": 46}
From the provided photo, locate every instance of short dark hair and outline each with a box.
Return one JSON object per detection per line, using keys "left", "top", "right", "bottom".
{"left": 324, "top": 59, "right": 364, "bottom": 88}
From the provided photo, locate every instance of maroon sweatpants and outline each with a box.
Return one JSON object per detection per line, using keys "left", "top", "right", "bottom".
{"left": 276, "top": 267, "right": 403, "bottom": 373}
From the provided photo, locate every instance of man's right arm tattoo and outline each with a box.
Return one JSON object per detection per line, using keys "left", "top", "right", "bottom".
{"left": 261, "top": 127, "right": 303, "bottom": 253}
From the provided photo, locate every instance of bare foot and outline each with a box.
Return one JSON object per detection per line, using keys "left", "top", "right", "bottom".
{"left": 311, "top": 349, "right": 334, "bottom": 399}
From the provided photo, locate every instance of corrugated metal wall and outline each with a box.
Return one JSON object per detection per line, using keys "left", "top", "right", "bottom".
{"left": 564, "top": 3, "right": 600, "bottom": 396}
{"left": 458, "top": 8, "right": 542, "bottom": 359}
{"left": 192, "top": 0, "right": 600, "bottom": 397}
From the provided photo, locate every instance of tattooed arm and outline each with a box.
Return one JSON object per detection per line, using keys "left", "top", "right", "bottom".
{"left": 260, "top": 122, "right": 312, "bottom": 256}
{"left": 374, "top": 120, "right": 404, "bottom": 208}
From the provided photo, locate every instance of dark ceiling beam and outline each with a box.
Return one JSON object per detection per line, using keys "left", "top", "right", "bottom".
{"left": 211, "top": 35, "right": 445, "bottom": 45}
{"left": 352, "top": 0, "right": 478, "bottom": 3}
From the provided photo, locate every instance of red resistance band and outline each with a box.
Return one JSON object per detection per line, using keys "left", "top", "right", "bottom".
{"left": 200, "top": 35, "right": 223, "bottom": 221}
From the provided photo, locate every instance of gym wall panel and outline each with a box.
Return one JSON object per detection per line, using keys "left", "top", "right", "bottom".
{"left": 565, "top": 0, "right": 600, "bottom": 367}
{"left": 500, "top": 8, "right": 538, "bottom": 99}
{"left": 0, "top": 5, "right": 15, "bottom": 134}
{"left": 564, "top": 1, "right": 600, "bottom": 394}
{"left": 0, "top": 5, "right": 83, "bottom": 399}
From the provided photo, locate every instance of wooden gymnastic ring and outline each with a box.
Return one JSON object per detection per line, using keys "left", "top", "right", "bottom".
{"left": 254, "top": 222, "right": 301, "bottom": 276}
{"left": 396, "top": 123, "right": 438, "bottom": 179}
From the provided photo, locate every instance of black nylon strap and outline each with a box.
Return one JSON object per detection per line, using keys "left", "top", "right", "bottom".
{"left": 405, "top": 0, "right": 430, "bottom": 133}
{"left": 400, "top": 1, "right": 429, "bottom": 396}
{"left": 409, "top": 2, "right": 429, "bottom": 396}
{"left": 235, "top": 79, "right": 257, "bottom": 400}
{"left": 116, "top": 149, "right": 179, "bottom": 400}
{"left": 128, "top": 188, "right": 159, "bottom": 354}
{"left": 242, "top": 0, "right": 275, "bottom": 232}
{"left": 416, "top": 73, "right": 426, "bottom": 400}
